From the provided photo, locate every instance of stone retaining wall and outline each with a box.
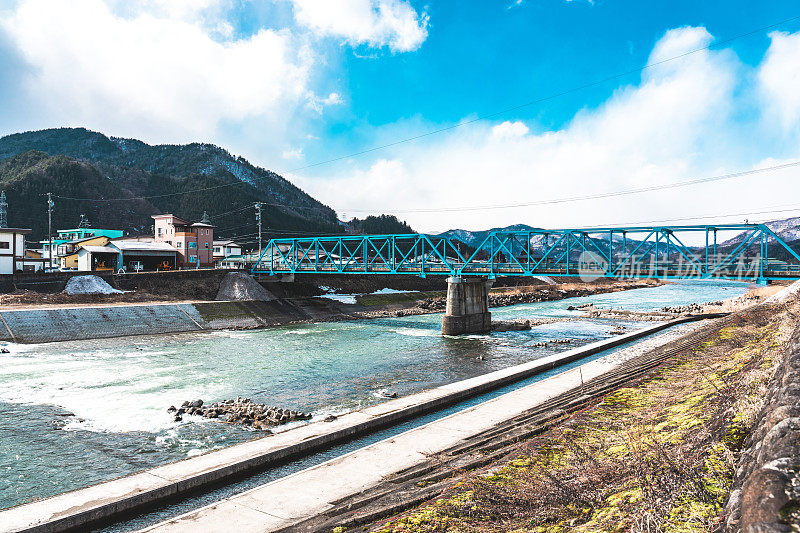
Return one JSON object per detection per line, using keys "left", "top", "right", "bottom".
{"left": 724, "top": 313, "right": 800, "bottom": 530}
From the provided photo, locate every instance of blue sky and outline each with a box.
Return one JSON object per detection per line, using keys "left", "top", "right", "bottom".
{"left": 1, "top": 0, "right": 800, "bottom": 232}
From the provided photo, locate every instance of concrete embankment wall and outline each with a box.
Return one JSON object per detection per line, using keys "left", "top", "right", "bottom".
{"left": 0, "top": 299, "right": 348, "bottom": 343}
{"left": 1, "top": 269, "right": 232, "bottom": 299}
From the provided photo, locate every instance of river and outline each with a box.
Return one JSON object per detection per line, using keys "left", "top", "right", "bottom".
{"left": 0, "top": 280, "right": 749, "bottom": 511}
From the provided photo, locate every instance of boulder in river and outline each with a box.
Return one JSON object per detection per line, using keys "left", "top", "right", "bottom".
{"left": 491, "top": 319, "right": 532, "bottom": 332}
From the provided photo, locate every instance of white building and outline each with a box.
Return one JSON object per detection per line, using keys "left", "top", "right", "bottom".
{"left": 0, "top": 227, "right": 31, "bottom": 274}
{"left": 76, "top": 239, "right": 179, "bottom": 272}
{"left": 213, "top": 240, "right": 243, "bottom": 262}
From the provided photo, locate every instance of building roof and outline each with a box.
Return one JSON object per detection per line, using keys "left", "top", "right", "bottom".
{"left": 213, "top": 240, "right": 241, "bottom": 246}
{"left": 152, "top": 214, "right": 189, "bottom": 225}
{"left": 70, "top": 235, "right": 111, "bottom": 245}
{"left": 0, "top": 227, "right": 31, "bottom": 234}
{"left": 112, "top": 240, "right": 178, "bottom": 252}
{"left": 80, "top": 245, "right": 119, "bottom": 254}
{"left": 219, "top": 254, "right": 247, "bottom": 262}
{"left": 191, "top": 222, "right": 215, "bottom": 228}
{"left": 57, "top": 228, "right": 122, "bottom": 234}
{"left": 111, "top": 235, "right": 153, "bottom": 242}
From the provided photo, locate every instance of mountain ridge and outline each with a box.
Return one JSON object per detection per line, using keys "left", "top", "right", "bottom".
{"left": 0, "top": 128, "right": 343, "bottom": 243}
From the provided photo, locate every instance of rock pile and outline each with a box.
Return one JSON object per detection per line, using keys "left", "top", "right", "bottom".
{"left": 215, "top": 272, "right": 276, "bottom": 301}
{"left": 530, "top": 338, "right": 572, "bottom": 348}
{"left": 567, "top": 303, "right": 594, "bottom": 311}
{"left": 418, "top": 297, "right": 446, "bottom": 311}
{"left": 168, "top": 398, "right": 312, "bottom": 430}
{"left": 661, "top": 303, "right": 704, "bottom": 314}
{"left": 491, "top": 319, "right": 532, "bottom": 332}
{"left": 609, "top": 324, "right": 628, "bottom": 335}
{"left": 64, "top": 275, "right": 123, "bottom": 295}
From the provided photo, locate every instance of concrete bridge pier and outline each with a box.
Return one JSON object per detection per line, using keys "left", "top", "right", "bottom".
{"left": 441, "top": 276, "right": 493, "bottom": 335}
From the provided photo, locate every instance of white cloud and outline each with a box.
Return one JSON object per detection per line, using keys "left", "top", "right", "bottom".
{"left": 305, "top": 91, "right": 345, "bottom": 113}
{"left": 281, "top": 147, "right": 304, "bottom": 160}
{"left": 758, "top": 31, "right": 800, "bottom": 134}
{"left": 296, "top": 26, "right": 800, "bottom": 233}
{"left": 0, "top": 0, "right": 313, "bottom": 144}
{"left": 289, "top": 0, "right": 429, "bottom": 52}
{"left": 491, "top": 120, "right": 530, "bottom": 139}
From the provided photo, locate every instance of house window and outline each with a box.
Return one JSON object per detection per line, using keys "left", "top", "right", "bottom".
{"left": 214, "top": 247, "right": 220, "bottom": 253}
{"left": 188, "top": 242, "right": 197, "bottom": 249}
{"left": 158, "top": 228, "right": 162, "bottom": 237}
{"left": 0, "top": 242, "right": 9, "bottom": 249}
{"left": 189, "top": 255, "right": 197, "bottom": 263}
{"left": 204, "top": 242, "right": 209, "bottom": 248}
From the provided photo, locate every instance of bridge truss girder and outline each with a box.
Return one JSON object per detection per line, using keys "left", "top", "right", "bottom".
{"left": 251, "top": 224, "right": 800, "bottom": 282}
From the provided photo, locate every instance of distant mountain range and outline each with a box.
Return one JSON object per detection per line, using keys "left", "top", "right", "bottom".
{"left": 0, "top": 128, "right": 342, "bottom": 243}
{"left": 437, "top": 219, "right": 800, "bottom": 261}
{"left": 721, "top": 216, "right": 800, "bottom": 246}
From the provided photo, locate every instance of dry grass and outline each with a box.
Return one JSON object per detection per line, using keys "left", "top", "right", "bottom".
{"left": 375, "top": 300, "right": 798, "bottom": 533}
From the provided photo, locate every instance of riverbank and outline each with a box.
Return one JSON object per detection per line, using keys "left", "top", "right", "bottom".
{"left": 0, "top": 278, "right": 663, "bottom": 344}
{"left": 0, "top": 316, "right": 716, "bottom": 533}
{"left": 353, "top": 278, "right": 662, "bottom": 319}
{"left": 343, "top": 282, "right": 800, "bottom": 532}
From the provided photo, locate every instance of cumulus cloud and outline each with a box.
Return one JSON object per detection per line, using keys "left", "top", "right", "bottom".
{"left": 0, "top": 0, "right": 313, "bottom": 144}
{"left": 289, "top": 0, "right": 429, "bottom": 52}
{"left": 758, "top": 31, "right": 800, "bottom": 135}
{"left": 296, "top": 26, "right": 800, "bottom": 233}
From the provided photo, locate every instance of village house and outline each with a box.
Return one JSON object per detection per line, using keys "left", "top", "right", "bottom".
{"left": 76, "top": 238, "right": 178, "bottom": 272}
{"left": 0, "top": 227, "right": 31, "bottom": 274}
{"left": 40, "top": 225, "right": 123, "bottom": 266}
{"left": 56, "top": 235, "right": 114, "bottom": 269}
{"left": 152, "top": 213, "right": 215, "bottom": 268}
{"left": 213, "top": 240, "right": 243, "bottom": 264}
{"left": 0, "top": 191, "right": 32, "bottom": 274}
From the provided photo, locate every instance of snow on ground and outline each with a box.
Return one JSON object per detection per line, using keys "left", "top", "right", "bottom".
{"left": 63, "top": 276, "right": 123, "bottom": 295}
{"left": 318, "top": 286, "right": 415, "bottom": 305}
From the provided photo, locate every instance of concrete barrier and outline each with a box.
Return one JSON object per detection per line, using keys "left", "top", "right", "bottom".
{"left": 0, "top": 316, "right": 719, "bottom": 533}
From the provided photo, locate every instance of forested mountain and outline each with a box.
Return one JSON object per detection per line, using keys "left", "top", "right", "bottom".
{"left": 346, "top": 215, "right": 414, "bottom": 235}
{"left": 0, "top": 128, "right": 342, "bottom": 244}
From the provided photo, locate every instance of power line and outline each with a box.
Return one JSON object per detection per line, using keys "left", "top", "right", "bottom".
{"left": 580, "top": 204, "right": 800, "bottom": 230}
{"left": 343, "top": 160, "right": 800, "bottom": 214}
{"left": 286, "top": 14, "right": 800, "bottom": 174}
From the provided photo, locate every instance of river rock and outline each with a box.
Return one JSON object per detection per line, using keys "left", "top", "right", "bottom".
{"left": 491, "top": 319, "right": 531, "bottom": 332}
{"left": 172, "top": 398, "right": 312, "bottom": 430}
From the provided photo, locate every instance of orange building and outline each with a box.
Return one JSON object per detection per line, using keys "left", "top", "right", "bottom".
{"left": 152, "top": 213, "right": 215, "bottom": 267}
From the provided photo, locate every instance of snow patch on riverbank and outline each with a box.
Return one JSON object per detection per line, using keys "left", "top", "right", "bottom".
{"left": 319, "top": 286, "right": 415, "bottom": 305}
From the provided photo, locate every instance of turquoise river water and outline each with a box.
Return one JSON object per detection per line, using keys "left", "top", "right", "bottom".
{"left": 0, "top": 280, "right": 749, "bottom": 512}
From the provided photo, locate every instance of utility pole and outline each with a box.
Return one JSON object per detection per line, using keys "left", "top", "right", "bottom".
{"left": 47, "top": 193, "right": 54, "bottom": 270}
{"left": 0, "top": 190, "right": 7, "bottom": 228}
{"left": 255, "top": 202, "right": 263, "bottom": 264}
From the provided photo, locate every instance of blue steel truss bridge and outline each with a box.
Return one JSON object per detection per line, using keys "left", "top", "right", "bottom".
{"left": 251, "top": 223, "right": 800, "bottom": 282}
